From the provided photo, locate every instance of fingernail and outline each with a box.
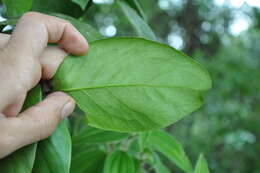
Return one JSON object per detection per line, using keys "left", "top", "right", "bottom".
{"left": 61, "top": 101, "right": 75, "bottom": 118}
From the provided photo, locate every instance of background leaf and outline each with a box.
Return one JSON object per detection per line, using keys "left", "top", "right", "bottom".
{"left": 32, "top": 120, "right": 72, "bottom": 173}
{"left": 117, "top": 1, "right": 156, "bottom": 41}
{"left": 194, "top": 154, "right": 210, "bottom": 173}
{"left": 103, "top": 150, "right": 136, "bottom": 173}
{"left": 71, "top": 144, "right": 106, "bottom": 173}
{"left": 148, "top": 130, "right": 193, "bottom": 173}
{"left": 153, "top": 152, "right": 171, "bottom": 173}
{"left": 3, "top": 0, "right": 33, "bottom": 17}
{"left": 0, "top": 85, "right": 42, "bottom": 173}
{"left": 53, "top": 37, "right": 211, "bottom": 132}
{"left": 32, "top": 0, "right": 83, "bottom": 18}
{"left": 139, "top": 131, "right": 151, "bottom": 151}
{"left": 125, "top": 0, "right": 147, "bottom": 21}
{"left": 73, "top": 126, "right": 129, "bottom": 145}
{"left": 71, "top": 0, "right": 90, "bottom": 10}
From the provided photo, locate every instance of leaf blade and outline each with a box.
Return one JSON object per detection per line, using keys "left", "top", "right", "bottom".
{"left": 32, "top": 120, "right": 72, "bottom": 173}
{"left": 53, "top": 37, "right": 211, "bottom": 132}
{"left": 73, "top": 126, "right": 129, "bottom": 145}
{"left": 117, "top": 1, "right": 156, "bottom": 41}
{"left": 71, "top": 0, "right": 90, "bottom": 10}
{"left": 125, "top": 0, "right": 147, "bottom": 21}
{"left": 194, "top": 154, "right": 210, "bottom": 173}
{"left": 148, "top": 130, "right": 193, "bottom": 173}
{"left": 3, "top": 0, "right": 33, "bottom": 17}
{"left": 71, "top": 144, "right": 106, "bottom": 173}
{"left": 103, "top": 150, "right": 136, "bottom": 173}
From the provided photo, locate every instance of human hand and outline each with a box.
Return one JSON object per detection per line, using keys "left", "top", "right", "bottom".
{"left": 0, "top": 12, "right": 88, "bottom": 158}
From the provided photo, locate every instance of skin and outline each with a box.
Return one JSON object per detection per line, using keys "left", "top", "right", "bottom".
{"left": 0, "top": 12, "right": 88, "bottom": 158}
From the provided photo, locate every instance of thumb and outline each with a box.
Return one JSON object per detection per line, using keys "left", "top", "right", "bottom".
{"left": 0, "top": 92, "right": 75, "bottom": 158}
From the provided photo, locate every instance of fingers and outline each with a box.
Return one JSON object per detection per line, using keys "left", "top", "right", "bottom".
{"left": 6, "top": 12, "right": 88, "bottom": 59}
{"left": 0, "top": 92, "right": 75, "bottom": 158}
{"left": 2, "top": 93, "right": 26, "bottom": 117}
{"left": 0, "top": 33, "right": 9, "bottom": 48}
{"left": 40, "top": 46, "right": 68, "bottom": 79}
{"left": 0, "top": 34, "right": 68, "bottom": 79}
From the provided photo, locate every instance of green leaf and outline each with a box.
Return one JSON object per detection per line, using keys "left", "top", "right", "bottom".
{"left": 32, "top": 0, "right": 83, "bottom": 18}
{"left": 53, "top": 37, "right": 211, "bottom": 132}
{"left": 32, "top": 120, "right": 71, "bottom": 173}
{"left": 103, "top": 150, "right": 136, "bottom": 173}
{"left": 117, "top": 1, "right": 156, "bottom": 41}
{"left": 125, "top": 0, "right": 147, "bottom": 21}
{"left": 0, "top": 85, "right": 42, "bottom": 173}
{"left": 148, "top": 130, "right": 193, "bottom": 173}
{"left": 139, "top": 131, "right": 151, "bottom": 151}
{"left": 50, "top": 13, "right": 104, "bottom": 42}
{"left": 71, "top": 144, "right": 106, "bottom": 173}
{"left": 194, "top": 154, "right": 210, "bottom": 173}
{"left": 153, "top": 152, "right": 171, "bottom": 173}
{"left": 3, "top": 0, "right": 33, "bottom": 17}
{"left": 73, "top": 126, "right": 129, "bottom": 145}
{"left": 71, "top": 0, "right": 90, "bottom": 10}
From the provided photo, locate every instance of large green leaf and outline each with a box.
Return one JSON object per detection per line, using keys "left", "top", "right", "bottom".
{"left": 32, "top": 120, "right": 72, "bottom": 173}
{"left": 148, "top": 130, "right": 193, "bottom": 173}
{"left": 53, "top": 37, "right": 211, "bottom": 132}
{"left": 117, "top": 1, "right": 156, "bottom": 41}
{"left": 3, "top": 0, "right": 33, "bottom": 18}
{"left": 71, "top": 144, "right": 106, "bottom": 173}
{"left": 0, "top": 85, "right": 42, "bottom": 173}
{"left": 125, "top": 0, "right": 147, "bottom": 21}
{"left": 73, "top": 126, "right": 129, "bottom": 145}
{"left": 103, "top": 150, "right": 136, "bottom": 173}
{"left": 194, "top": 154, "right": 210, "bottom": 173}
{"left": 71, "top": 0, "right": 90, "bottom": 10}
{"left": 50, "top": 13, "right": 103, "bottom": 42}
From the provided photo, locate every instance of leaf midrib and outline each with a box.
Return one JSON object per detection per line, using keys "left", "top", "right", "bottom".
{"left": 57, "top": 83, "right": 206, "bottom": 92}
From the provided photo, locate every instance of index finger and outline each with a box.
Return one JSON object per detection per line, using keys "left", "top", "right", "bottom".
{"left": 6, "top": 12, "right": 88, "bottom": 59}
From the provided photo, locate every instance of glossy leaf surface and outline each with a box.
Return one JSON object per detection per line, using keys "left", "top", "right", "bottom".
{"left": 103, "top": 150, "right": 136, "bottom": 173}
{"left": 53, "top": 37, "right": 211, "bottom": 132}
{"left": 194, "top": 154, "right": 210, "bottom": 173}
{"left": 32, "top": 120, "right": 72, "bottom": 173}
{"left": 117, "top": 1, "right": 156, "bottom": 41}
{"left": 148, "top": 130, "right": 193, "bottom": 173}
{"left": 0, "top": 85, "right": 42, "bottom": 173}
